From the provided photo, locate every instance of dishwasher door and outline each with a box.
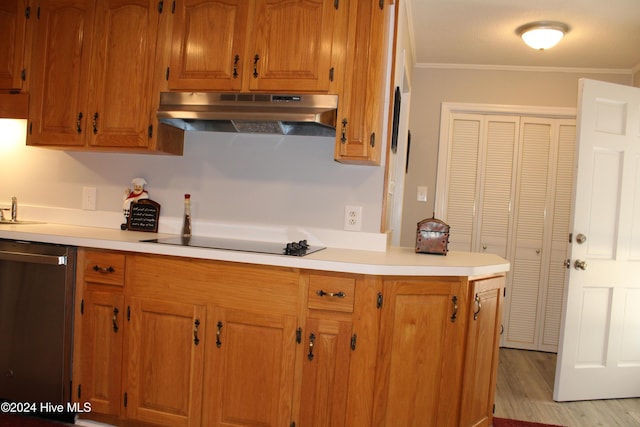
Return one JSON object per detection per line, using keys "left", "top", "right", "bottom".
{"left": 0, "top": 239, "right": 76, "bottom": 416}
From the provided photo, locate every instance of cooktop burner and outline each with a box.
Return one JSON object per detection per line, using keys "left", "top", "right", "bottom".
{"left": 142, "top": 236, "right": 325, "bottom": 257}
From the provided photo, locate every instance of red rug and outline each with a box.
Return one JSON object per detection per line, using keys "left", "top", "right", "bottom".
{"left": 493, "top": 417, "right": 567, "bottom": 427}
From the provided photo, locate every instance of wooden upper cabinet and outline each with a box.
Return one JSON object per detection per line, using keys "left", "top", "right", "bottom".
{"left": 27, "top": 0, "right": 182, "bottom": 153}
{"left": 335, "top": 0, "right": 391, "bottom": 165}
{"left": 168, "top": 0, "right": 249, "bottom": 91}
{"left": 0, "top": 0, "right": 28, "bottom": 90}
{"left": 168, "top": 0, "right": 343, "bottom": 93}
{"left": 28, "top": 0, "right": 95, "bottom": 147}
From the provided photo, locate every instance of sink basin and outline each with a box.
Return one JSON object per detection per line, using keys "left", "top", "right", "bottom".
{"left": 0, "top": 220, "right": 45, "bottom": 225}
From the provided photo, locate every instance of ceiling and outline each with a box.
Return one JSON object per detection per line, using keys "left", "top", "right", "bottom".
{"left": 408, "top": 0, "right": 640, "bottom": 71}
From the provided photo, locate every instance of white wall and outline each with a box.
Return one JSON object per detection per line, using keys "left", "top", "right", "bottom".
{"left": 400, "top": 67, "right": 633, "bottom": 247}
{"left": 0, "top": 123, "right": 386, "bottom": 236}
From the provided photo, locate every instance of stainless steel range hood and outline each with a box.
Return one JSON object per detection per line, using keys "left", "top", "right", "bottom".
{"left": 158, "top": 92, "right": 338, "bottom": 137}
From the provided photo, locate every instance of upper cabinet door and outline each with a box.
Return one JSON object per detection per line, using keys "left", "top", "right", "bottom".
{"left": 0, "top": 0, "right": 27, "bottom": 90}
{"left": 246, "top": 0, "right": 338, "bottom": 93}
{"left": 28, "top": 0, "right": 95, "bottom": 147}
{"left": 87, "top": 0, "right": 159, "bottom": 148}
{"left": 168, "top": 0, "right": 250, "bottom": 91}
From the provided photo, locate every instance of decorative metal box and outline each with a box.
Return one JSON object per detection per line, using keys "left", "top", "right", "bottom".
{"left": 415, "top": 217, "right": 450, "bottom": 255}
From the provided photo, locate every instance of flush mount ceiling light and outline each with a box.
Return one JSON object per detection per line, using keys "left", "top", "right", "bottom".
{"left": 516, "top": 21, "right": 569, "bottom": 50}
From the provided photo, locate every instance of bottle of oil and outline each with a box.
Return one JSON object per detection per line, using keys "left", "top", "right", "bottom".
{"left": 182, "top": 194, "right": 192, "bottom": 240}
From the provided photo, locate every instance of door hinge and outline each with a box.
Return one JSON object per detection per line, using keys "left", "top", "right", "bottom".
{"left": 165, "top": 66, "right": 170, "bottom": 81}
{"left": 568, "top": 232, "right": 573, "bottom": 243}
{"left": 370, "top": 132, "right": 376, "bottom": 148}
{"left": 296, "top": 327, "right": 302, "bottom": 344}
{"left": 127, "top": 306, "right": 131, "bottom": 321}
{"left": 379, "top": 0, "right": 384, "bottom": 10}
{"left": 28, "top": 122, "right": 32, "bottom": 135}
{"left": 148, "top": 124, "right": 153, "bottom": 138}
{"left": 21, "top": 69, "right": 26, "bottom": 81}
{"left": 329, "top": 67, "right": 334, "bottom": 82}
{"left": 36, "top": 6, "right": 40, "bottom": 19}
{"left": 158, "top": 0, "right": 163, "bottom": 13}
{"left": 493, "top": 403, "right": 496, "bottom": 414}
{"left": 80, "top": 299, "right": 84, "bottom": 315}
{"left": 172, "top": 0, "right": 176, "bottom": 13}
{"left": 25, "top": 6, "right": 30, "bottom": 19}
{"left": 503, "top": 288, "right": 507, "bottom": 297}
{"left": 376, "top": 292, "right": 383, "bottom": 309}
{"left": 290, "top": 422, "right": 296, "bottom": 427}
{"left": 350, "top": 333, "right": 357, "bottom": 351}
{"left": 77, "top": 384, "right": 81, "bottom": 399}
{"left": 123, "top": 392, "right": 127, "bottom": 407}
{"left": 334, "top": 0, "right": 339, "bottom": 10}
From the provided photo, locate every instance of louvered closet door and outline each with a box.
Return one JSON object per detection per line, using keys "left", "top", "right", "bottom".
{"left": 538, "top": 120, "right": 575, "bottom": 352}
{"left": 503, "top": 118, "right": 575, "bottom": 351}
{"left": 442, "top": 114, "right": 518, "bottom": 253}
{"left": 443, "top": 114, "right": 481, "bottom": 251}
{"left": 476, "top": 118, "right": 519, "bottom": 258}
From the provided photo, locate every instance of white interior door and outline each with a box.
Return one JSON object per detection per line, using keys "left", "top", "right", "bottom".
{"left": 554, "top": 79, "right": 640, "bottom": 401}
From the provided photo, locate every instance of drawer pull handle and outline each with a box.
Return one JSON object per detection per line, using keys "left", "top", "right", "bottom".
{"left": 112, "top": 307, "right": 119, "bottom": 333}
{"left": 93, "top": 265, "right": 115, "bottom": 273}
{"left": 193, "top": 319, "right": 201, "bottom": 346}
{"left": 316, "top": 290, "right": 346, "bottom": 298}
{"left": 216, "top": 321, "right": 223, "bottom": 348}
{"left": 307, "top": 333, "right": 316, "bottom": 361}
{"left": 473, "top": 294, "right": 482, "bottom": 320}
{"left": 450, "top": 295, "right": 458, "bottom": 323}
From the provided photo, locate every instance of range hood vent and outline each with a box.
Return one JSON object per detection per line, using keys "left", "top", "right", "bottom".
{"left": 158, "top": 92, "right": 338, "bottom": 137}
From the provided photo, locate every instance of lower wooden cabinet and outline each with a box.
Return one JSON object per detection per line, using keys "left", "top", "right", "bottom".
{"left": 124, "top": 297, "right": 206, "bottom": 426}
{"left": 73, "top": 249, "right": 504, "bottom": 427}
{"left": 202, "top": 307, "right": 298, "bottom": 427}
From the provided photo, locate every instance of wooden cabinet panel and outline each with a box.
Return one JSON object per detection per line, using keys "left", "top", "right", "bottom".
{"left": 28, "top": 0, "right": 95, "bottom": 147}
{"left": 168, "top": 0, "right": 249, "bottom": 91}
{"left": 0, "top": 0, "right": 27, "bottom": 90}
{"left": 125, "top": 297, "right": 205, "bottom": 426}
{"left": 374, "top": 278, "right": 467, "bottom": 427}
{"left": 202, "top": 306, "right": 298, "bottom": 427}
{"left": 80, "top": 289, "right": 124, "bottom": 416}
{"left": 82, "top": 251, "right": 126, "bottom": 286}
{"left": 87, "top": 0, "right": 159, "bottom": 149}
{"left": 299, "top": 317, "right": 353, "bottom": 427}
{"left": 459, "top": 276, "right": 504, "bottom": 427}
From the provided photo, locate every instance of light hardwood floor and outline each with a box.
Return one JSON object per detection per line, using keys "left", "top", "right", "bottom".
{"left": 494, "top": 348, "right": 640, "bottom": 426}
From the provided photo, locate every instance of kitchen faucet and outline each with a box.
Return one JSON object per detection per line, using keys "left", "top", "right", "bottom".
{"left": 1, "top": 197, "right": 17, "bottom": 221}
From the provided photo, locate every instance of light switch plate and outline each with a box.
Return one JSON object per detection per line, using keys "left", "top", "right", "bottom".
{"left": 417, "top": 186, "right": 428, "bottom": 202}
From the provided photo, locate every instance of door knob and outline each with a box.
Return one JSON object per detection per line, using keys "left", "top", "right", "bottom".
{"left": 576, "top": 233, "right": 587, "bottom": 244}
{"left": 574, "top": 259, "right": 588, "bottom": 270}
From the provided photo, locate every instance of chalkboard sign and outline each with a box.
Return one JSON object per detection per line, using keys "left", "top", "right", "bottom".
{"left": 127, "top": 199, "right": 160, "bottom": 232}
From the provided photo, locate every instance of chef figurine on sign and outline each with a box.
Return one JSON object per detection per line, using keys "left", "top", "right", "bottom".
{"left": 121, "top": 177, "right": 149, "bottom": 229}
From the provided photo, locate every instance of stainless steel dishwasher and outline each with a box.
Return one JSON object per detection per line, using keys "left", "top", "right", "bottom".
{"left": 0, "top": 239, "right": 76, "bottom": 422}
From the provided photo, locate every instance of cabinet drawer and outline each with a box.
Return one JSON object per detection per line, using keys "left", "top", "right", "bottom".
{"left": 83, "top": 251, "right": 126, "bottom": 286}
{"left": 308, "top": 275, "right": 355, "bottom": 313}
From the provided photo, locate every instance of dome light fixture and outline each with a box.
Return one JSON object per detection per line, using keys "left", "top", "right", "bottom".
{"left": 516, "top": 21, "right": 569, "bottom": 50}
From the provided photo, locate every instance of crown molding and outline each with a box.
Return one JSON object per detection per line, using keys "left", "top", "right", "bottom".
{"left": 416, "top": 62, "right": 633, "bottom": 75}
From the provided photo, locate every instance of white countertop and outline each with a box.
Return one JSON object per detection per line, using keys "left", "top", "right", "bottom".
{"left": 0, "top": 222, "right": 510, "bottom": 277}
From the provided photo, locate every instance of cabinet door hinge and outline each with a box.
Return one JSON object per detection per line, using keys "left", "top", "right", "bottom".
{"left": 296, "top": 327, "right": 302, "bottom": 344}
{"left": 123, "top": 392, "right": 128, "bottom": 407}
{"left": 148, "top": 124, "right": 153, "bottom": 138}
{"left": 369, "top": 132, "right": 376, "bottom": 148}
{"left": 290, "top": 422, "right": 296, "bottom": 427}
{"left": 28, "top": 122, "right": 32, "bottom": 134}
{"left": 350, "top": 333, "right": 357, "bottom": 351}
{"left": 80, "top": 299, "right": 84, "bottom": 315}
{"left": 25, "top": 6, "right": 30, "bottom": 19}
{"left": 379, "top": 0, "right": 384, "bottom": 10}
{"left": 503, "top": 288, "right": 507, "bottom": 297}
{"left": 165, "top": 66, "right": 170, "bottom": 81}
{"left": 127, "top": 306, "right": 131, "bottom": 321}
{"left": 171, "top": 0, "right": 176, "bottom": 13}
{"left": 493, "top": 403, "right": 496, "bottom": 414}
{"left": 77, "top": 384, "right": 81, "bottom": 399}
{"left": 329, "top": 67, "right": 334, "bottom": 82}
{"left": 21, "top": 69, "right": 26, "bottom": 81}
{"left": 36, "top": 6, "right": 40, "bottom": 19}
{"left": 376, "top": 292, "right": 383, "bottom": 309}
{"left": 158, "top": 0, "right": 163, "bottom": 13}
{"left": 334, "top": 0, "right": 339, "bottom": 9}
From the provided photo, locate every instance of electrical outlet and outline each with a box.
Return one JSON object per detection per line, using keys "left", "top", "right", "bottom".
{"left": 344, "top": 205, "right": 362, "bottom": 231}
{"left": 82, "top": 187, "right": 97, "bottom": 210}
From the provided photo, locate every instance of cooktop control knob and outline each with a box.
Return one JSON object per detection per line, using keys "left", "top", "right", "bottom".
{"left": 284, "top": 240, "right": 310, "bottom": 256}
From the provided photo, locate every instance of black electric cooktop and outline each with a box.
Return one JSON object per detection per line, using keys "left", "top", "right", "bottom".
{"left": 142, "top": 236, "right": 325, "bottom": 257}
